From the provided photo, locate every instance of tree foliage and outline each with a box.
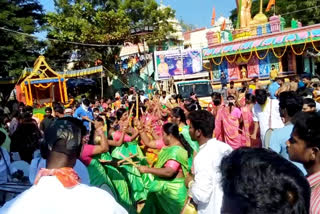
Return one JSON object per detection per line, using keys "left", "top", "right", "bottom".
{"left": 179, "top": 19, "right": 197, "bottom": 32}
{"left": 45, "top": 0, "right": 176, "bottom": 69}
{"left": 230, "top": 0, "right": 320, "bottom": 29}
{"left": 47, "top": 0, "right": 130, "bottom": 43}
{"left": 0, "top": 0, "right": 44, "bottom": 77}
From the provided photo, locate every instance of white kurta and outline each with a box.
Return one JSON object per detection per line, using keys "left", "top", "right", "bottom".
{"left": 0, "top": 176, "right": 127, "bottom": 214}
{"left": 252, "top": 98, "right": 284, "bottom": 142}
{"left": 190, "top": 138, "right": 232, "bottom": 214}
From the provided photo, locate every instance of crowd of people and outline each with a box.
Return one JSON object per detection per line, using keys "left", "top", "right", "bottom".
{"left": 0, "top": 75, "right": 319, "bottom": 213}
{"left": 115, "top": 53, "right": 152, "bottom": 74}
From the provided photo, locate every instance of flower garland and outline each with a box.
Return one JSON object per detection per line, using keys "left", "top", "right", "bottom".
{"left": 202, "top": 63, "right": 212, "bottom": 70}
{"left": 290, "top": 40, "right": 307, "bottom": 56}
{"left": 310, "top": 35, "right": 320, "bottom": 52}
{"left": 206, "top": 36, "right": 320, "bottom": 65}
{"left": 271, "top": 43, "right": 288, "bottom": 58}
{"left": 225, "top": 53, "right": 238, "bottom": 63}
{"left": 239, "top": 49, "right": 253, "bottom": 62}
{"left": 254, "top": 47, "right": 269, "bottom": 60}
{"left": 211, "top": 55, "right": 224, "bottom": 65}
{"left": 33, "top": 82, "right": 53, "bottom": 89}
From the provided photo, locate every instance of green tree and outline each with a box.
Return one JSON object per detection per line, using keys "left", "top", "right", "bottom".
{"left": 0, "top": 0, "right": 45, "bottom": 77}
{"left": 45, "top": 0, "right": 129, "bottom": 69}
{"left": 230, "top": 0, "right": 320, "bottom": 29}
{"left": 179, "top": 19, "right": 197, "bottom": 32}
{"left": 44, "top": 0, "right": 176, "bottom": 69}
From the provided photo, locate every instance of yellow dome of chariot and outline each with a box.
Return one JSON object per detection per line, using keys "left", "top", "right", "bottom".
{"left": 251, "top": 0, "right": 268, "bottom": 26}
{"left": 252, "top": 12, "right": 268, "bottom": 25}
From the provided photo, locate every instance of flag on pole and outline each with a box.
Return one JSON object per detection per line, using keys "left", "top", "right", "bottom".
{"left": 211, "top": 7, "right": 216, "bottom": 26}
{"left": 266, "top": 0, "right": 275, "bottom": 12}
{"left": 221, "top": 19, "right": 226, "bottom": 31}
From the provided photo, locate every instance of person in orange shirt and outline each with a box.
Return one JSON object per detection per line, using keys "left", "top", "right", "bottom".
{"left": 114, "top": 92, "right": 122, "bottom": 110}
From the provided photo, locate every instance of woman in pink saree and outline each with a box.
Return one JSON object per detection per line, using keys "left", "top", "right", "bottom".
{"left": 241, "top": 93, "right": 262, "bottom": 148}
{"left": 215, "top": 95, "right": 246, "bottom": 149}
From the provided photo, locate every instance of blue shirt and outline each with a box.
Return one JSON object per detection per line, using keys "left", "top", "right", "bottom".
{"left": 73, "top": 106, "right": 94, "bottom": 131}
{"left": 298, "top": 81, "right": 305, "bottom": 89}
{"left": 220, "top": 76, "right": 227, "bottom": 86}
{"left": 268, "top": 81, "right": 280, "bottom": 99}
{"left": 269, "top": 123, "right": 307, "bottom": 175}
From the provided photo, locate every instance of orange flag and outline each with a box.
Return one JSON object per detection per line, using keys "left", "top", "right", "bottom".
{"left": 221, "top": 19, "right": 226, "bottom": 31}
{"left": 266, "top": 0, "right": 275, "bottom": 12}
{"left": 211, "top": 7, "right": 216, "bottom": 26}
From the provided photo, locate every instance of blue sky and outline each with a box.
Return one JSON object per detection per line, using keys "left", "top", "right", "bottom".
{"left": 161, "top": 0, "right": 236, "bottom": 28}
{"left": 39, "top": 0, "right": 236, "bottom": 28}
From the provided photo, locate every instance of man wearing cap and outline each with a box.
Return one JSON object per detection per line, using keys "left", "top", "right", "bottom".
{"left": 1, "top": 118, "right": 127, "bottom": 214}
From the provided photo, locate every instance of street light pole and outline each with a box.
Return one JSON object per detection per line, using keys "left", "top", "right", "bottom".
{"left": 101, "top": 71, "right": 104, "bottom": 98}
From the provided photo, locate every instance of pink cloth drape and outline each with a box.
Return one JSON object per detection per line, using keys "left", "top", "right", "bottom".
{"left": 215, "top": 106, "right": 246, "bottom": 149}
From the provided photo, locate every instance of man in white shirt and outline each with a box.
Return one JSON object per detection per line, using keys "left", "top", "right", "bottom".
{"left": 1, "top": 117, "right": 127, "bottom": 214}
{"left": 251, "top": 89, "right": 284, "bottom": 144}
{"left": 159, "top": 91, "right": 169, "bottom": 106}
{"left": 139, "top": 90, "right": 147, "bottom": 103}
{"left": 186, "top": 110, "right": 232, "bottom": 214}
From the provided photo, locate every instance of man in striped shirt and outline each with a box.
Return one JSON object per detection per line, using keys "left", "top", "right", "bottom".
{"left": 287, "top": 112, "right": 320, "bottom": 214}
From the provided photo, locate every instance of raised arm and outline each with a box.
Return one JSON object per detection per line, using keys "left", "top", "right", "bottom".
{"left": 92, "top": 127, "right": 109, "bottom": 155}
{"left": 127, "top": 127, "right": 139, "bottom": 141}
{"left": 108, "top": 122, "right": 129, "bottom": 147}
{"left": 136, "top": 120, "right": 157, "bottom": 149}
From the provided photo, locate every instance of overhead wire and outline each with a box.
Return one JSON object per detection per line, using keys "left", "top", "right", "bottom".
{"left": 279, "top": 5, "right": 320, "bottom": 16}
{"left": 0, "top": 27, "right": 123, "bottom": 48}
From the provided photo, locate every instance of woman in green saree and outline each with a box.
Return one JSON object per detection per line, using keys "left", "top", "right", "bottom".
{"left": 171, "top": 107, "right": 199, "bottom": 152}
{"left": 79, "top": 117, "right": 118, "bottom": 197}
{"left": 137, "top": 122, "right": 192, "bottom": 214}
{"left": 171, "top": 107, "right": 199, "bottom": 169}
{"left": 110, "top": 108, "right": 148, "bottom": 205}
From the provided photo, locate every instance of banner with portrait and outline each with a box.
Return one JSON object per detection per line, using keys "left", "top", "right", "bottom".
{"left": 154, "top": 49, "right": 203, "bottom": 80}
